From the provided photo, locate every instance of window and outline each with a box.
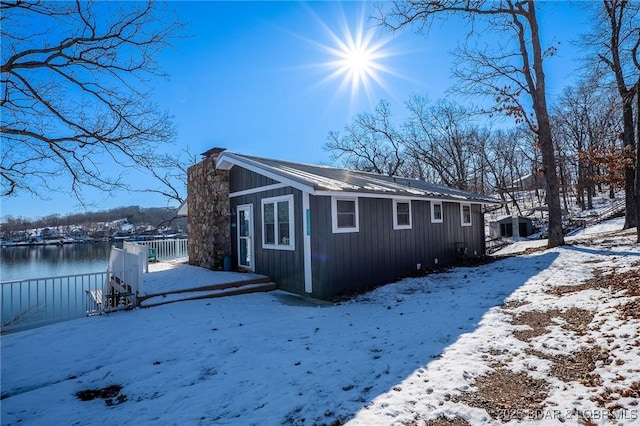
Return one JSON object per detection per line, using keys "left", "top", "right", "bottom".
{"left": 261, "top": 195, "right": 294, "bottom": 250}
{"left": 332, "top": 197, "right": 359, "bottom": 233}
{"left": 461, "top": 203, "right": 472, "bottom": 226}
{"left": 431, "top": 201, "right": 443, "bottom": 223}
{"left": 393, "top": 200, "right": 412, "bottom": 230}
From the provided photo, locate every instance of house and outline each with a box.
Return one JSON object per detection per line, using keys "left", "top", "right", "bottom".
{"left": 186, "top": 149, "right": 502, "bottom": 300}
{"left": 489, "top": 215, "right": 534, "bottom": 239}
{"left": 505, "top": 170, "right": 545, "bottom": 192}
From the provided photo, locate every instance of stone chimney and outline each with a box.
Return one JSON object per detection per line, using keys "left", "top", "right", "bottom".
{"left": 200, "top": 147, "right": 226, "bottom": 160}
{"left": 187, "top": 147, "right": 231, "bottom": 270}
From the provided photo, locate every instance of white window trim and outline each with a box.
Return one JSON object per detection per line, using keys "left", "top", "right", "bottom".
{"left": 461, "top": 203, "right": 472, "bottom": 227}
{"left": 331, "top": 196, "right": 359, "bottom": 233}
{"left": 431, "top": 201, "right": 443, "bottom": 224}
{"left": 261, "top": 194, "right": 295, "bottom": 250}
{"left": 393, "top": 199, "right": 412, "bottom": 230}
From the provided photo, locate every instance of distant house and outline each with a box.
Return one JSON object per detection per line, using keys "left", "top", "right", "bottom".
{"left": 505, "top": 170, "right": 545, "bottom": 192}
{"left": 186, "top": 149, "right": 501, "bottom": 300}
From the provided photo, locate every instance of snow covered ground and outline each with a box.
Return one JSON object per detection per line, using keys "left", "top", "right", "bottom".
{"left": 492, "top": 217, "right": 628, "bottom": 256}
{"left": 1, "top": 219, "right": 638, "bottom": 425}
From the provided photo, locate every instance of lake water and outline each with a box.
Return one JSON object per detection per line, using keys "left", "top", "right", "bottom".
{"left": 1, "top": 240, "right": 186, "bottom": 331}
{"left": 0, "top": 242, "right": 112, "bottom": 282}
{"left": 1, "top": 243, "right": 116, "bottom": 330}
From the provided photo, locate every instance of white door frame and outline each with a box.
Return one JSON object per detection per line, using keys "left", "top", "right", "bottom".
{"left": 302, "top": 192, "right": 312, "bottom": 293}
{"left": 237, "top": 204, "right": 254, "bottom": 271}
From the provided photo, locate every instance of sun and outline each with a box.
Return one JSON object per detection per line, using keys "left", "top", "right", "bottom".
{"left": 337, "top": 41, "right": 377, "bottom": 90}
{"left": 303, "top": 6, "right": 399, "bottom": 108}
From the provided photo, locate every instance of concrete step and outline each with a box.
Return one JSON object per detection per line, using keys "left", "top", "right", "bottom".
{"left": 139, "top": 280, "right": 277, "bottom": 308}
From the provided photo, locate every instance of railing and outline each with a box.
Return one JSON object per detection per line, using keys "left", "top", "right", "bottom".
{"left": 107, "top": 246, "right": 144, "bottom": 302}
{"left": 1, "top": 272, "right": 107, "bottom": 334}
{"left": 102, "top": 239, "right": 188, "bottom": 308}
{"left": 1, "top": 239, "right": 188, "bottom": 334}
{"left": 124, "top": 241, "right": 149, "bottom": 273}
{"left": 136, "top": 238, "right": 188, "bottom": 261}
{"left": 592, "top": 199, "right": 626, "bottom": 223}
{"left": 569, "top": 199, "right": 627, "bottom": 232}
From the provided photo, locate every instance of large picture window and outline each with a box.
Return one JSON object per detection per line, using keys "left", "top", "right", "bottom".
{"left": 332, "top": 197, "right": 359, "bottom": 233}
{"left": 262, "top": 195, "right": 294, "bottom": 250}
{"left": 461, "top": 203, "right": 472, "bottom": 226}
{"left": 393, "top": 200, "right": 412, "bottom": 230}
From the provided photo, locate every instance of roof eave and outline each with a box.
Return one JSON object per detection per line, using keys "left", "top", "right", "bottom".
{"left": 216, "top": 152, "right": 317, "bottom": 194}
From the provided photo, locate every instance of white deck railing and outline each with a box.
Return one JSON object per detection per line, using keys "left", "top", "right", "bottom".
{"left": 124, "top": 241, "right": 149, "bottom": 273}
{"left": 136, "top": 238, "right": 188, "bottom": 261}
{"left": 1, "top": 239, "right": 188, "bottom": 334}
{"left": 1, "top": 272, "right": 107, "bottom": 334}
{"left": 103, "top": 239, "right": 188, "bottom": 308}
{"left": 107, "top": 246, "right": 144, "bottom": 306}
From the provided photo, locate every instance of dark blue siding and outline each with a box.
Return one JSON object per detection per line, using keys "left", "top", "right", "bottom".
{"left": 229, "top": 167, "right": 304, "bottom": 294}
{"left": 309, "top": 196, "right": 486, "bottom": 299}
{"left": 229, "top": 164, "right": 487, "bottom": 300}
{"left": 230, "top": 166, "right": 279, "bottom": 192}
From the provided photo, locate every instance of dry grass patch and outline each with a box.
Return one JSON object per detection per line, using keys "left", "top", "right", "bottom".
{"left": 529, "top": 346, "right": 606, "bottom": 387}
{"left": 425, "top": 417, "right": 472, "bottom": 426}
{"left": 511, "top": 309, "right": 558, "bottom": 341}
{"left": 453, "top": 368, "right": 549, "bottom": 422}
{"left": 511, "top": 307, "right": 594, "bottom": 341}
{"left": 550, "top": 282, "right": 600, "bottom": 295}
{"left": 501, "top": 299, "right": 530, "bottom": 310}
{"left": 620, "top": 298, "right": 640, "bottom": 320}
{"left": 551, "top": 268, "right": 640, "bottom": 297}
{"left": 405, "top": 417, "right": 471, "bottom": 426}
{"left": 592, "top": 381, "right": 640, "bottom": 409}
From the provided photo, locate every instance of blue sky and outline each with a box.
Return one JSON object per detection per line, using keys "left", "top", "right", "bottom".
{"left": 1, "top": 1, "right": 590, "bottom": 220}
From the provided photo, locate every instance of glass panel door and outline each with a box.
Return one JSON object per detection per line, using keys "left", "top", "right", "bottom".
{"left": 237, "top": 205, "right": 253, "bottom": 270}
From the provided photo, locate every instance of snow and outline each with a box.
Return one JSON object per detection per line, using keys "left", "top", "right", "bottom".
{"left": 1, "top": 219, "right": 639, "bottom": 425}
{"left": 144, "top": 259, "right": 267, "bottom": 295}
{"left": 492, "top": 217, "right": 627, "bottom": 256}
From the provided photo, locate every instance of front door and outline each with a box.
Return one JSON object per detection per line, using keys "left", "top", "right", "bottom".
{"left": 237, "top": 205, "right": 253, "bottom": 270}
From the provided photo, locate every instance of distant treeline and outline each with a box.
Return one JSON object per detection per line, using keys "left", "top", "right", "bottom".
{"left": 1, "top": 205, "right": 187, "bottom": 234}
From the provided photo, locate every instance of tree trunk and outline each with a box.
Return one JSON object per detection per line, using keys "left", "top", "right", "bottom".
{"left": 559, "top": 157, "right": 570, "bottom": 213}
{"left": 622, "top": 102, "right": 637, "bottom": 229}
{"left": 636, "top": 88, "right": 640, "bottom": 242}
{"left": 528, "top": 2, "right": 564, "bottom": 247}
{"left": 587, "top": 164, "right": 595, "bottom": 209}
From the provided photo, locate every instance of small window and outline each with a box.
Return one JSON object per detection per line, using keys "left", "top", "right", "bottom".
{"left": 262, "top": 195, "right": 294, "bottom": 250}
{"left": 332, "top": 197, "right": 359, "bottom": 233}
{"left": 431, "top": 201, "right": 443, "bottom": 223}
{"left": 461, "top": 203, "right": 472, "bottom": 226}
{"left": 393, "top": 200, "right": 412, "bottom": 230}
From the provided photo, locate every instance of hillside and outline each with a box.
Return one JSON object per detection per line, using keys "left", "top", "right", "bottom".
{"left": 1, "top": 219, "right": 638, "bottom": 425}
{"left": 0, "top": 205, "right": 186, "bottom": 242}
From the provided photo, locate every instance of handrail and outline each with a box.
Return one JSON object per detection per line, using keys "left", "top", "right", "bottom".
{"left": 586, "top": 199, "right": 626, "bottom": 226}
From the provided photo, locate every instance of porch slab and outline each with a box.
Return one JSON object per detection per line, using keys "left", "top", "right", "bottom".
{"left": 143, "top": 260, "right": 270, "bottom": 298}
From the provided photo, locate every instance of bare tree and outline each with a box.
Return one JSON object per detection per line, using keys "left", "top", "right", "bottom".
{"left": 325, "top": 100, "right": 405, "bottom": 175}
{"left": 478, "top": 127, "right": 535, "bottom": 216}
{"left": 138, "top": 147, "right": 197, "bottom": 206}
{"left": 377, "top": 0, "right": 565, "bottom": 247}
{"left": 404, "top": 96, "right": 484, "bottom": 190}
{"left": 552, "top": 78, "right": 621, "bottom": 210}
{"left": 587, "top": 0, "right": 640, "bottom": 238}
{"left": 1, "top": 1, "right": 182, "bottom": 204}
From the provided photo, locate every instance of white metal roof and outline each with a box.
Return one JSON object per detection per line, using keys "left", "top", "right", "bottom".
{"left": 216, "top": 152, "right": 502, "bottom": 205}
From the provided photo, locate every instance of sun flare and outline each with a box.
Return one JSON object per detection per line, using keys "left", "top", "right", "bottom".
{"left": 339, "top": 44, "right": 376, "bottom": 87}
{"left": 304, "top": 6, "right": 398, "bottom": 108}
